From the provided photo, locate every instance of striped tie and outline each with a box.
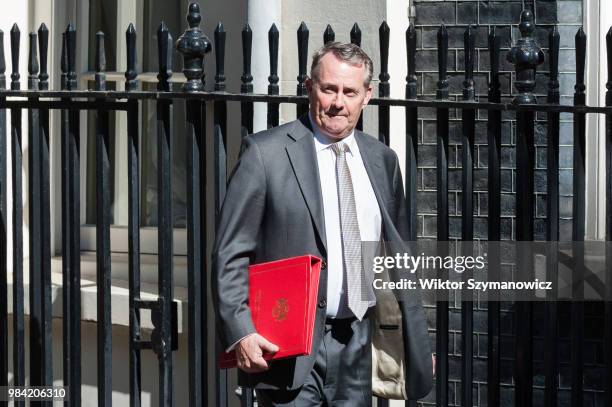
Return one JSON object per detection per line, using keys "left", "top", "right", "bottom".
{"left": 331, "top": 141, "right": 368, "bottom": 320}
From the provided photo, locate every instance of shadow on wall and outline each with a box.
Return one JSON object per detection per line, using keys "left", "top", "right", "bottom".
{"left": 6, "top": 316, "right": 195, "bottom": 406}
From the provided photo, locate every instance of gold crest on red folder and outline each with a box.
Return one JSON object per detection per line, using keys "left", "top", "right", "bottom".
{"left": 272, "top": 298, "right": 289, "bottom": 321}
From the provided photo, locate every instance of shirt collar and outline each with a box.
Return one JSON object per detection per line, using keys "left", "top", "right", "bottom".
{"left": 309, "top": 112, "right": 357, "bottom": 154}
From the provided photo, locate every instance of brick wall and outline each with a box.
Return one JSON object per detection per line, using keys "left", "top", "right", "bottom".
{"left": 411, "top": 1, "right": 605, "bottom": 406}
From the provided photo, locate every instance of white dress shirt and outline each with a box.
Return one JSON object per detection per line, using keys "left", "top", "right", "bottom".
{"left": 310, "top": 116, "right": 382, "bottom": 318}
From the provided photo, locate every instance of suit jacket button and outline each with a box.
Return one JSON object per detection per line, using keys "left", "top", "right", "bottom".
{"left": 321, "top": 260, "right": 327, "bottom": 270}
{"left": 318, "top": 299, "right": 326, "bottom": 309}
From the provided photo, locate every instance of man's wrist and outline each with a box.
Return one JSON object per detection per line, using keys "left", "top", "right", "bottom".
{"left": 226, "top": 332, "right": 256, "bottom": 353}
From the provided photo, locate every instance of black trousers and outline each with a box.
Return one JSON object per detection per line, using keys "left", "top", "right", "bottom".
{"left": 256, "top": 311, "right": 373, "bottom": 407}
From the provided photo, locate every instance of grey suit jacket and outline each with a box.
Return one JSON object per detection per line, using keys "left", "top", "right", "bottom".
{"left": 212, "top": 116, "right": 432, "bottom": 399}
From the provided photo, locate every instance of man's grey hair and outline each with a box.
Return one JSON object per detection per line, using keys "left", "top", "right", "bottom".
{"left": 310, "top": 42, "right": 373, "bottom": 88}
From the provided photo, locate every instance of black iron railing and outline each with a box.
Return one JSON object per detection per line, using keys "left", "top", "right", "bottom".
{"left": 0, "top": 2, "right": 612, "bottom": 407}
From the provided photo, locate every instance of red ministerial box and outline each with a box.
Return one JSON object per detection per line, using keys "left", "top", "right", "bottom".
{"left": 218, "top": 255, "right": 322, "bottom": 369}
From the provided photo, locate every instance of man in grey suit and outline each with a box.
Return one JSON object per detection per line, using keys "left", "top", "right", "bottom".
{"left": 212, "top": 42, "right": 433, "bottom": 406}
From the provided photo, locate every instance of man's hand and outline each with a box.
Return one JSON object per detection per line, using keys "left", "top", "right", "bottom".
{"left": 236, "top": 333, "right": 279, "bottom": 373}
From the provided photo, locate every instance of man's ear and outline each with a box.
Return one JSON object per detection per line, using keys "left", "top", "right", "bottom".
{"left": 363, "top": 84, "right": 373, "bottom": 106}
{"left": 305, "top": 77, "right": 313, "bottom": 93}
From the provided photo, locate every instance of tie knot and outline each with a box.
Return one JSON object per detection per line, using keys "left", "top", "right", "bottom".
{"left": 331, "top": 141, "right": 348, "bottom": 156}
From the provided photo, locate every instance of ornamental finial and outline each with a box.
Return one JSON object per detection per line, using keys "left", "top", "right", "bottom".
{"left": 176, "top": 2, "right": 212, "bottom": 92}
{"left": 507, "top": 8, "right": 544, "bottom": 104}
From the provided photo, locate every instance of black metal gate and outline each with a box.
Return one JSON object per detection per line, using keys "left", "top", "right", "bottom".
{"left": 1, "top": 2, "right": 611, "bottom": 407}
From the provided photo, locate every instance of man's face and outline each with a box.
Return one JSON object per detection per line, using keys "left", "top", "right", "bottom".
{"left": 306, "top": 53, "right": 373, "bottom": 140}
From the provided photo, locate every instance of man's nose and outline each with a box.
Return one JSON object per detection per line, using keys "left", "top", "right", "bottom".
{"left": 331, "top": 91, "right": 345, "bottom": 109}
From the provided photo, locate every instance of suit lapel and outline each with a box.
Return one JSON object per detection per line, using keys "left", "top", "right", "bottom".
{"left": 355, "top": 131, "right": 391, "bottom": 217}
{"left": 285, "top": 117, "right": 328, "bottom": 254}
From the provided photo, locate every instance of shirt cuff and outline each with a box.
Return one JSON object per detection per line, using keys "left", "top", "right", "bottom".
{"left": 225, "top": 333, "right": 256, "bottom": 353}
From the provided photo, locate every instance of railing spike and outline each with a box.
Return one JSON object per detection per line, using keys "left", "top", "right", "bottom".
{"left": 296, "top": 21, "right": 309, "bottom": 96}
{"left": 0, "top": 30, "right": 4, "bottom": 81}
{"left": 405, "top": 23, "right": 417, "bottom": 99}
{"left": 214, "top": 22, "right": 226, "bottom": 91}
{"left": 463, "top": 24, "right": 475, "bottom": 101}
{"left": 607, "top": 26, "right": 612, "bottom": 90}
{"left": 95, "top": 32, "right": 106, "bottom": 73}
{"left": 10, "top": 23, "right": 20, "bottom": 90}
{"left": 488, "top": 26, "right": 501, "bottom": 102}
{"left": 489, "top": 27, "right": 498, "bottom": 71}
{"left": 606, "top": 21, "right": 612, "bottom": 407}
{"left": 27, "top": 32, "right": 37, "bottom": 74}
{"left": 548, "top": 26, "right": 560, "bottom": 101}
{"left": 60, "top": 32, "right": 67, "bottom": 75}
{"left": 379, "top": 21, "right": 390, "bottom": 97}
{"left": 38, "top": 23, "right": 49, "bottom": 90}
{"left": 65, "top": 23, "right": 77, "bottom": 90}
{"left": 27, "top": 32, "right": 39, "bottom": 91}
{"left": 350, "top": 23, "right": 361, "bottom": 47}
{"left": 157, "top": 22, "right": 173, "bottom": 92}
{"left": 323, "top": 24, "right": 335, "bottom": 44}
{"left": 125, "top": 23, "right": 137, "bottom": 91}
{"left": 0, "top": 30, "right": 5, "bottom": 90}
{"left": 241, "top": 23, "right": 253, "bottom": 93}
{"left": 437, "top": 24, "right": 449, "bottom": 99}
{"left": 60, "top": 32, "right": 67, "bottom": 90}
{"left": 268, "top": 23, "right": 279, "bottom": 95}
{"left": 575, "top": 27, "right": 586, "bottom": 95}
{"left": 95, "top": 32, "right": 106, "bottom": 91}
